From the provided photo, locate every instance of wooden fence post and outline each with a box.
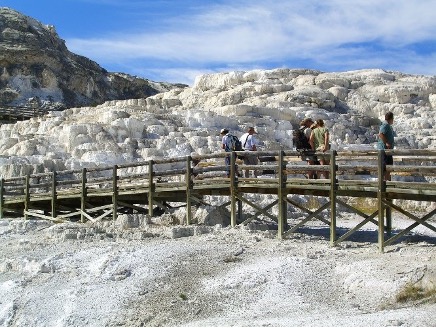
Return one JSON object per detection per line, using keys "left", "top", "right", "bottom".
{"left": 386, "top": 150, "right": 392, "bottom": 233}
{"left": 148, "top": 160, "right": 154, "bottom": 217}
{"left": 186, "top": 156, "right": 193, "bottom": 225}
{"left": 377, "top": 150, "right": 386, "bottom": 253}
{"left": 0, "top": 178, "right": 4, "bottom": 220}
{"left": 51, "top": 171, "right": 57, "bottom": 219}
{"left": 277, "top": 150, "right": 287, "bottom": 239}
{"left": 112, "top": 165, "right": 118, "bottom": 222}
{"left": 329, "top": 150, "right": 337, "bottom": 246}
{"left": 230, "top": 152, "right": 238, "bottom": 227}
{"left": 24, "top": 174, "right": 30, "bottom": 220}
{"left": 81, "top": 168, "right": 87, "bottom": 223}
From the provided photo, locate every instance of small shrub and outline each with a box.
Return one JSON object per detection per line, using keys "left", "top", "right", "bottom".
{"left": 223, "top": 256, "right": 242, "bottom": 263}
{"left": 348, "top": 197, "right": 377, "bottom": 215}
{"left": 396, "top": 282, "right": 436, "bottom": 303}
{"left": 306, "top": 196, "right": 322, "bottom": 210}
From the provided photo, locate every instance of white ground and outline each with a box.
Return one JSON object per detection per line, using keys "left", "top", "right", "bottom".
{"left": 0, "top": 212, "right": 435, "bottom": 327}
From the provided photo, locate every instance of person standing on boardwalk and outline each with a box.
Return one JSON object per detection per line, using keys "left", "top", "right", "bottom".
{"left": 220, "top": 128, "right": 241, "bottom": 178}
{"left": 220, "top": 128, "right": 232, "bottom": 177}
{"left": 310, "top": 119, "right": 330, "bottom": 179}
{"left": 297, "top": 118, "right": 317, "bottom": 179}
{"left": 239, "top": 126, "right": 259, "bottom": 178}
{"left": 377, "top": 111, "right": 395, "bottom": 181}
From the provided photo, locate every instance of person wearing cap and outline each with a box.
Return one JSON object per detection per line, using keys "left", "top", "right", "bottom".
{"left": 299, "top": 118, "right": 317, "bottom": 179}
{"left": 301, "top": 118, "right": 314, "bottom": 140}
{"left": 239, "top": 127, "right": 259, "bottom": 178}
{"left": 220, "top": 128, "right": 233, "bottom": 177}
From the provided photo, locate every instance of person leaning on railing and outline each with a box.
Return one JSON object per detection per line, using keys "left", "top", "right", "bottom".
{"left": 377, "top": 111, "right": 395, "bottom": 181}
{"left": 298, "top": 118, "right": 318, "bottom": 179}
{"left": 239, "top": 126, "right": 259, "bottom": 178}
{"left": 309, "top": 119, "right": 330, "bottom": 179}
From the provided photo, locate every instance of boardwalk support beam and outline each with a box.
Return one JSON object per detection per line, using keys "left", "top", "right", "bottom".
{"left": 230, "top": 152, "right": 238, "bottom": 227}
{"left": 148, "top": 160, "right": 154, "bottom": 217}
{"left": 0, "top": 178, "right": 3, "bottom": 220}
{"left": 113, "top": 165, "right": 118, "bottom": 222}
{"left": 51, "top": 171, "right": 57, "bottom": 219}
{"left": 24, "top": 174, "right": 30, "bottom": 220}
{"left": 378, "top": 150, "right": 386, "bottom": 253}
{"left": 278, "top": 150, "right": 287, "bottom": 239}
{"left": 186, "top": 156, "right": 193, "bottom": 225}
{"left": 330, "top": 150, "right": 337, "bottom": 246}
{"left": 81, "top": 168, "right": 87, "bottom": 223}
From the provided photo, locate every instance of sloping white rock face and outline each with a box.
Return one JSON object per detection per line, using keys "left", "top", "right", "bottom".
{"left": 0, "top": 68, "right": 435, "bottom": 178}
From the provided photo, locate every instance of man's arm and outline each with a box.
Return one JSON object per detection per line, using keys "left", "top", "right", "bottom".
{"left": 324, "top": 131, "right": 329, "bottom": 151}
{"left": 309, "top": 131, "right": 315, "bottom": 150}
{"left": 221, "top": 136, "right": 226, "bottom": 150}
{"left": 250, "top": 136, "right": 257, "bottom": 151}
{"left": 378, "top": 132, "right": 391, "bottom": 149}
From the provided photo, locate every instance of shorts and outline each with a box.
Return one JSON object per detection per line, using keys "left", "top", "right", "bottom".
{"left": 300, "top": 150, "right": 317, "bottom": 162}
{"left": 243, "top": 152, "right": 258, "bottom": 165}
{"left": 384, "top": 155, "right": 393, "bottom": 165}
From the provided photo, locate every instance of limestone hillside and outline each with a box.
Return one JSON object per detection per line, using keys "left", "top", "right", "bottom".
{"left": 0, "top": 7, "right": 186, "bottom": 109}
{"left": 0, "top": 67, "right": 435, "bottom": 178}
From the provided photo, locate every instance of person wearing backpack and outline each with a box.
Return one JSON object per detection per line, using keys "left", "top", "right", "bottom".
{"left": 220, "top": 128, "right": 241, "bottom": 178}
{"left": 293, "top": 118, "right": 317, "bottom": 179}
{"left": 239, "top": 126, "right": 259, "bottom": 178}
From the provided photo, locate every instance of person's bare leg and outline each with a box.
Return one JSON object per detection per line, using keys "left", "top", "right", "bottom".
{"left": 308, "top": 159, "right": 316, "bottom": 179}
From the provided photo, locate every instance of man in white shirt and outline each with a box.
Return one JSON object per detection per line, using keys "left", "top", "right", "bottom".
{"left": 239, "top": 127, "right": 259, "bottom": 178}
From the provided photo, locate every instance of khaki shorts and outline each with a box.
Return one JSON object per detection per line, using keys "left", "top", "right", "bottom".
{"left": 300, "top": 150, "right": 317, "bottom": 162}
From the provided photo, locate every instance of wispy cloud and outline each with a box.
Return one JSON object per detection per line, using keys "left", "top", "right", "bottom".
{"left": 66, "top": 0, "right": 436, "bottom": 84}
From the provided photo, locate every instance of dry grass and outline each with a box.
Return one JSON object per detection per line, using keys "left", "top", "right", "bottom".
{"left": 396, "top": 282, "right": 436, "bottom": 304}
{"left": 223, "top": 255, "right": 242, "bottom": 263}
{"left": 348, "top": 197, "right": 378, "bottom": 215}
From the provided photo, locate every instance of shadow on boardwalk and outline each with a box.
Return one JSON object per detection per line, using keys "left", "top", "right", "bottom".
{"left": 292, "top": 226, "right": 436, "bottom": 245}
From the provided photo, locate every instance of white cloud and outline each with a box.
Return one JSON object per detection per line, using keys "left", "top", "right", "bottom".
{"left": 66, "top": 0, "right": 436, "bottom": 83}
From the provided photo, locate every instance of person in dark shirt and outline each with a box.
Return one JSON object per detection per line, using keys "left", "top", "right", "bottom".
{"left": 377, "top": 111, "right": 395, "bottom": 181}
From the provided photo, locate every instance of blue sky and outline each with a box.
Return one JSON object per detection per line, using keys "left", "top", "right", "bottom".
{"left": 3, "top": 0, "right": 436, "bottom": 85}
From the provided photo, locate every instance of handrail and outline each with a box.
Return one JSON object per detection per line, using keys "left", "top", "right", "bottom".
{"left": 2, "top": 149, "right": 435, "bottom": 184}
{"left": 0, "top": 149, "right": 435, "bottom": 252}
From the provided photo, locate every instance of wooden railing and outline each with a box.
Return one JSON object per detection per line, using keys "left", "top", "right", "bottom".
{"left": 0, "top": 105, "right": 50, "bottom": 122}
{"left": 0, "top": 149, "right": 435, "bottom": 252}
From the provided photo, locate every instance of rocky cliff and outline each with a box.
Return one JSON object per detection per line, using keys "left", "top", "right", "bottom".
{"left": 0, "top": 7, "right": 185, "bottom": 109}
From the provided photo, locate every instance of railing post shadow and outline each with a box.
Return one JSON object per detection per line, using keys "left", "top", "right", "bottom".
{"left": 329, "top": 150, "right": 338, "bottom": 246}
{"left": 377, "top": 150, "right": 386, "bottom": 253}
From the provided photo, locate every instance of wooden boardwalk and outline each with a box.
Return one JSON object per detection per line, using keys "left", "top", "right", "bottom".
{"left": 0, "top": 105, "right": 50, "bottom": 123}
{"left": 1, "top": 149, "right": 435, "bottom": 252}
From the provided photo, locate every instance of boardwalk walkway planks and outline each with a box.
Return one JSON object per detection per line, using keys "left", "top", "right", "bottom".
{"left": 0, "top": 105, "right": 50, "bottom": 123}
{"left": 0, "top": 149, "right": 435, "bottom": 252}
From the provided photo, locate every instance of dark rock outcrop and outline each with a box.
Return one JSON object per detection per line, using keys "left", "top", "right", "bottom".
{"left": 0, "top": 7, "right": 186, "bottom": 109}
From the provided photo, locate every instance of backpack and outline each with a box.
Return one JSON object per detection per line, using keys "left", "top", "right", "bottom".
{"left": 293, "top": 126, "right": 311, "bottom": 150}
{"left": 226, "top": 134, "right": 244, "bottom": 158}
